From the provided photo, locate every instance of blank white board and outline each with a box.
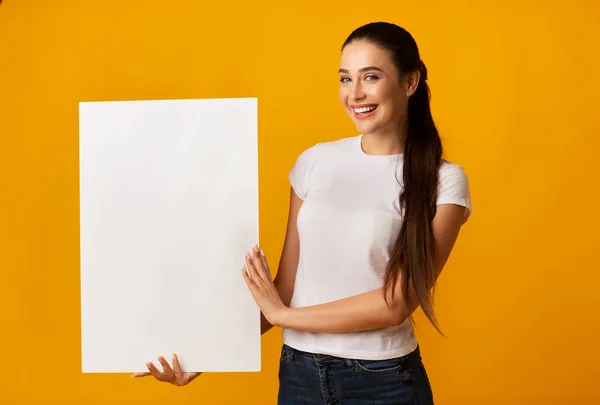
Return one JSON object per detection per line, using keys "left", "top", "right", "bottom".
{"left": 79, "top": 98, "right": 260, "bottom": 373}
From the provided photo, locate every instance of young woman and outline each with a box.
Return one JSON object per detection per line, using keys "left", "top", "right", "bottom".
{"left": 133, "top": 21, "right": 472, "bottom": 405}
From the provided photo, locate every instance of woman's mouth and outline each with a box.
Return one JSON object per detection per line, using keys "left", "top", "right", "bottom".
{"left": 352, "top": 104, "right": 378, "bottom": 119}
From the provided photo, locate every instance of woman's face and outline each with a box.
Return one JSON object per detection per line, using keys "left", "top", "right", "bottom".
{"left": 338, "top": 40, "right": 413, "bottom": 136}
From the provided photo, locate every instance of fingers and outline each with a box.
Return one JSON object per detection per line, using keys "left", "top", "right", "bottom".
{"left": 145, "top": 361, "right": 163, "bottom": 379}
{"left": 131, "top": 372, "right": 151, "bottom": 378}
{"left": 259, "top": 248, "right": 272, "bottom": 281}
{"left": 247, "top": 245, "right": 268, "bottom": 280}
{"left": 158, "top": 356, "right": 173, "bottom": 375}
{"left": 172, "top": 353, "right": 183, "bottom": 380}
{"left": 134, "top": 356, "right": 186, "bottom": 384}
{"left": 245, "top": 252, "right": 262, "bottom": 281}
{"left": 243, "top": 244, "right": 274, "bottom": 295}
{"left": 242, "top": 263, "right": 257, "bottom": 289}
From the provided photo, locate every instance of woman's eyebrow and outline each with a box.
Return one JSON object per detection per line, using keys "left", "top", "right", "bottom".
{"left": 338, "top": 66, "right": 384, "bottom": 74}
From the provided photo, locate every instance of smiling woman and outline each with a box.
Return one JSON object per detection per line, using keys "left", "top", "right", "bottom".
{"left": 136, "top": 21, "right": 471, "bottom": 405}
{"left": 339, "top": 66, "right": 384, "bottom": 118}
{"left": 242, "top": 22, "right": 471, "bottom": 405}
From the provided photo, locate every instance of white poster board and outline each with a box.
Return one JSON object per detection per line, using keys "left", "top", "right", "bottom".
{"left": 79, "top": 98, "right": 261, "bottom": 373}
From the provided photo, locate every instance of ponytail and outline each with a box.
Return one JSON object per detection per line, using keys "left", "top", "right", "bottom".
{"left": 383, "top": 62, "right": 444, "bottom": 333}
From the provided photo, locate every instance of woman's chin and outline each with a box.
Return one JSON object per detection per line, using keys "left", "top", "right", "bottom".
{"left": 355, "top": 122, "right": 380, "bottom": 135}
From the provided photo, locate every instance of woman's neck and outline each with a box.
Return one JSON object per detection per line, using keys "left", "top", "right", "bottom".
{"left": 361, "top": 122, "right": 406, "bottom": 156}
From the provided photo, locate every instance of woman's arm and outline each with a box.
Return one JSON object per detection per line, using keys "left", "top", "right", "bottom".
{"left": 246, "top": 204, "right": 468, "bottom": 334}
{"left": 260, "top": 187, "right": 303, "bottom": 335}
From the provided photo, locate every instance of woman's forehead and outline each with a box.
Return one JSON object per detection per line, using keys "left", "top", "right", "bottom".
{"left": 340, "top": 41, "right": 394, "bottom": 71}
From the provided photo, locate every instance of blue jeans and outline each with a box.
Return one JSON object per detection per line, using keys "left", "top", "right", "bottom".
{"left": 277, "top": 344, "right": 434, "bottom": 405}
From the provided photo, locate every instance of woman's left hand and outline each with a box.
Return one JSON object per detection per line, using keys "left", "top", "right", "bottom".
{"left": 242, "top": 245, "right": 288, "bottom": 327}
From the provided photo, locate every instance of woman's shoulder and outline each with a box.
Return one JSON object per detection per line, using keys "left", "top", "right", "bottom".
{"left": 294, "top": 135, "right": 359, "bottom": 160}
{"left": 436, "top": 159, "right": 471, "bottom": 213}
{"left": 439, "top": 159, "right": 468, "bottom": 179}
{"left": 288, "top": 136, "right": 357, "bottom": 199}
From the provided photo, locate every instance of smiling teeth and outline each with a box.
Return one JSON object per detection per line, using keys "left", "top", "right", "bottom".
{"left": 354, "top": 106, "right": 377, "bottom": 113}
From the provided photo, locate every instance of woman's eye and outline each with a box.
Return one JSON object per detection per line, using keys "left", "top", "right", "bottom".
{"left": 365, "top": 74, "right": 379, "bottom": 81}
{"left": 339, "top": 77, "right": 351, "bottom": 83}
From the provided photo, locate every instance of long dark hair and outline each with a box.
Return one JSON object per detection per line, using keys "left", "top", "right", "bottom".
{"left": 343, "top": 22, "right": 444, "bottom": 333}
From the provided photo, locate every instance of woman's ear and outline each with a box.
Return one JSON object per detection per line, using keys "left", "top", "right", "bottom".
{"left": 404, "top": 70, "right": 421, "bottom": 97}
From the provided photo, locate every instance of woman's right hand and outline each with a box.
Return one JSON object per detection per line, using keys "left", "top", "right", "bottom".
{"left": 131, "top": 353, "right": 201, "bottom": 386}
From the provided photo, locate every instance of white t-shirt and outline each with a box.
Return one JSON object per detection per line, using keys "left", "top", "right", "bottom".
{"left": 282, "top": 134, "right": 472, "bottom": 360}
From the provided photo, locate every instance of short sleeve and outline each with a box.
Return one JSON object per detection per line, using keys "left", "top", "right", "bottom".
{"left": 437, "top": 163, "right": 472, "bottom": 222}
{"left": 288, "top": 145, "right": 318, "bottom": 200}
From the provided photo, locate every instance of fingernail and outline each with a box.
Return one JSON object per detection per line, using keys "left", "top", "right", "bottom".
{"left": 253, "top": 244, "right": 259, "bottom": 252}
{"left": 260, "top": 249, "right": 265, "bottom": 257}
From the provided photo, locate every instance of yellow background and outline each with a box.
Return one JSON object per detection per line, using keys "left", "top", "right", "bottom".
{"left": 1, "top": 0, "right": 599, "bottom": 404}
